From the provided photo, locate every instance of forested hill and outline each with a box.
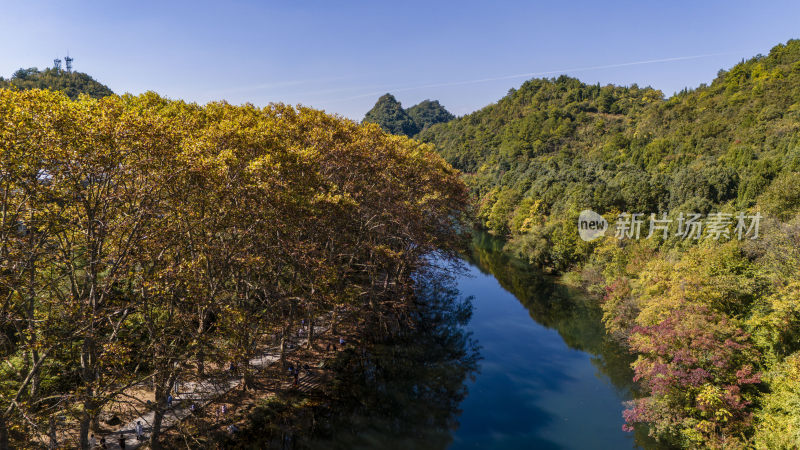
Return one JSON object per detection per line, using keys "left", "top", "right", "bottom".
{"left": 363, "top": 93, "right": 454, "bottom": 136}
{"left": 0, "top": 67, "right": 113, "bottom": 99}
{"left": 419, "top": 39, "right": 800, "bottom": 244}
{"left": 416, "top": 39, "right": 800, "bottom": 447}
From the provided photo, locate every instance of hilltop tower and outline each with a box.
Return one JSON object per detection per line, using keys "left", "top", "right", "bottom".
{"left": 53, "top": 58, "right": 62, "bottom": 71}
{"left": 64, "top": 55, "right": 73, "bottom": 73}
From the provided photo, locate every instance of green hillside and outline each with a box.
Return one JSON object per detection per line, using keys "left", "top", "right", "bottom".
{"left": 421, "top": 40, "right": 800, "bottom": 263}
{"left": 0, "top": 67, "right": 113, "bottom": 99}
{"left": 421, "top": 40, "right": 800, "bottom": 448}
{"left": 363, "top": 93, "right": 454, "bottom": 136}
{"left": 407, "top": 99, "right": 455, "bottom": 132}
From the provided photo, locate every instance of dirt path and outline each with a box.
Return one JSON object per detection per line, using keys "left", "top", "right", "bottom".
{"left": 99, "top": 321, "right": 330, "bottom": 449}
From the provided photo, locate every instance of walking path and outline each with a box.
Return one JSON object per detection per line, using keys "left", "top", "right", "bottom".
{"left": 102, "top": 320, "right": 330, "bottom": 449}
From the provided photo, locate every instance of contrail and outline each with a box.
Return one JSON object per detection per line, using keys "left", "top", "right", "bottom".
{"left": 330, "top": 51, "right": 737, "bottom": 103}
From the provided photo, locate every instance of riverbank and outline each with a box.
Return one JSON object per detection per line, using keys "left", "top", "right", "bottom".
{"left": 43, "top": 315, "right": 336, "bottom": 448}
{"left": 159, "top": 330, "right": 347, "bottom": 448}
{"left": 182, "top": 273, "right": 479, "bottom": 449}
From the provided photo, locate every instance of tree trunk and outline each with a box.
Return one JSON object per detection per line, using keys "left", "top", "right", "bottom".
{"left": 149, "top": 373, "right": 175, "bottom": 449}
{"left": 0, "top": 415, "right": 8, "bottom": 450}
{"left": 29, "top": 349, "right": 39, "bottom": 401}
{"left": 48, "top": 416, "right": 56, "bottom": 450}
{"left": 91, "top": 411, "right": 101, "bottom": 433}
{"left": 79, "top": 339, "right": 95, "bottom": 449}
{"left": 307, "top": 316, "right": 314, "bottom": 350}
{"left": 241, "top": 370, "right": 252, "bottom": 391}
{"left": 79, "top": 411, "right": 91, "bottom": 450}
{"left": 150, "top": 407, "right": 164, "bottom": 449}
{"left": 280, "top": 301, "right": 295, "bottom": 363}
{"left": 279, "top": 329, "right": 288, "bottom": 363}
{"left": 197, "top": 348, "right": 205, "bottom": 376}
{"left": 27, "top": 246, "right": 39, "bottom": 402}
{"left": 196, "top": 309, "right": 208, "bottom": 376}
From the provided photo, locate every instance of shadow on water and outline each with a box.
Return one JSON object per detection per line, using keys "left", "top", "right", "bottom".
{"left": 234, "top": 270, "right": 480, "bottom": 450}
{"left": 309, "top": 273, "right": 481, "bottom": 450}
{"left": 234, "top": 231, "right": 664, "bottom": 449}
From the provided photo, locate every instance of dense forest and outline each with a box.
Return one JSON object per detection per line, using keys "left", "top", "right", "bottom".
{"left": 419, "top": 39, "right": 800, "bottom": 448}
{"left": 363, "top": 94, "right": 454, "bottom": 137}
{"left": 0, "top": 89, "right": 469, "bottom": 448}
{"left": 6, "top": 37, "right": 800, "bottom": 448}
{"left": 0, "top": 67, "right": 113, "bottom": 99}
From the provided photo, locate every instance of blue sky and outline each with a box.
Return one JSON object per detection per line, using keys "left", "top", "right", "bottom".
{"left": 2, "top": 1, "right": 799, "bottom": 119}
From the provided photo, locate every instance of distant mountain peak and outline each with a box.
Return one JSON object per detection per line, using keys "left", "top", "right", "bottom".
{"left": 363, "top": 94, "right": 454, "bottom": 137}
{"left": 406, "top": 99, "right": 455, "bottom": 132}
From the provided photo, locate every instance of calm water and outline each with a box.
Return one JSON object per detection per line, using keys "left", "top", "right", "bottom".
{"left": 241, "top": 232, "right": 657, "bottom": 449}
{"left": 451, "top": 232, "right": 645, "bottom": 449}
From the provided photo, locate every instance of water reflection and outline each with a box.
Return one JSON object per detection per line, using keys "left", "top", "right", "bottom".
{"left": 235, "top": 232, "right": 664, "bottom": 449}
{"left": 236, "top": 270, "right": 480, "bottom": 449}
{"left": 456, "top": 231, "right": 661, "bottom": 449}
{"left": 465, "top": 231, "right": 636, "bottom": 396}
{"left": 309, "top": 272, "right": 480, "bottom": 449}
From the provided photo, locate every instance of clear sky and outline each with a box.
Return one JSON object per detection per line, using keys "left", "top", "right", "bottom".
{"left": 2, "top": 1, "right": 799, "bottom": 120}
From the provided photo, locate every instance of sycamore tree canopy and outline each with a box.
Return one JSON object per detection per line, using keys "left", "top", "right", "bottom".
{"left": 0, "top": 88, "right": 468, "bottom": 448}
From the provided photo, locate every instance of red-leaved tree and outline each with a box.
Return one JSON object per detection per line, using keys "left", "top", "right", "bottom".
{"left": 623, "top": 304, "right": 761, "bottom": 448}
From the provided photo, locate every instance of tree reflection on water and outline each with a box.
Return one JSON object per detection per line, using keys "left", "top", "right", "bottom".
{"left": 231, "top": 231, "right": 666, "bottom": 449}
{"left": 235, "top": 268, "right": 480, "bottom": 449}
{"left": 464, "top": 231, "right": 664, "bottom": 449}
{"left": 465, "top": 231, "right": 638, "bottom": 396}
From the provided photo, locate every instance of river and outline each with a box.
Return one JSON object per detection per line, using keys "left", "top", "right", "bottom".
{"left": 450, "top": 231, "right": 650, "bottom": 449}
{"left": 241, "top": 231, "right": 658, "bottom": 449}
